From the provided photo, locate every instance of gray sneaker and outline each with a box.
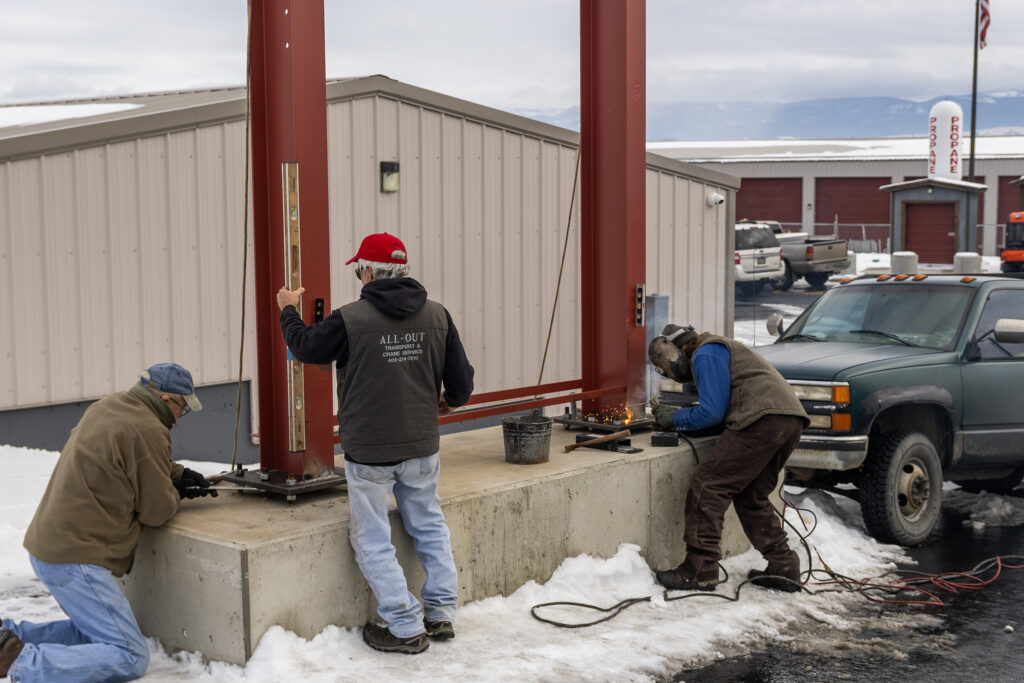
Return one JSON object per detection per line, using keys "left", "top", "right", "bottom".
{"left": 424, "top": 618, "right": 455, "bottom": 640}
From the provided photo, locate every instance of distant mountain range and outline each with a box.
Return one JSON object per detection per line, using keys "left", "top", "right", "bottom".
{"left": 517, "top": 92, "right": 1024, "bottom": 141}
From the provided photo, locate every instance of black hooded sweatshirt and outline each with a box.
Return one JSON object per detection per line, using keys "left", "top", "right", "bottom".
{"left": 281, "top": 277, "right": 474, "bottom": 464}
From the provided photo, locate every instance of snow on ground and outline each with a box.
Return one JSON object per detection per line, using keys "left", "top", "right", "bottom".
{"left": 0, "top": 253, "right": 1012, "bottom": 681}
{"left": 0, "top": 444, "right": 910, "bottom": 682}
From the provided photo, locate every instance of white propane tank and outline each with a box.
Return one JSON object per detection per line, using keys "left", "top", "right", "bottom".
{"left": 928, "top": 100, "right": 964, "bottom": 181}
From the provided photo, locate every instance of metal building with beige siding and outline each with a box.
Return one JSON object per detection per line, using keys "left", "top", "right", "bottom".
{"left": 0, "top": 75, "right": 738, "bottom": 460}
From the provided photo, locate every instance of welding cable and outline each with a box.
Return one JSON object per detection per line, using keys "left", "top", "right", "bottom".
{"left": 530, "top": 486, "right": 1024, "bottom": 627}
{"left": 530, "top": 499, "right": 824, "bottom": 629}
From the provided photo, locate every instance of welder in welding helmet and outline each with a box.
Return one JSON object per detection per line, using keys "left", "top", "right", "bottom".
{"left": 648, "top": 324, "right": 698, "bottom": 384}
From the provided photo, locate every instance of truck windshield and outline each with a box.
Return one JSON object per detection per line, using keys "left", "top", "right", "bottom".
{"left": 778, "top": 284, "right": 974, "bottom": 350}
{"left": 1007, "top": 222, "right": 1024, "bottom": 249}
{"left": 735, "top": 227, "right": 779, "bottom": 250}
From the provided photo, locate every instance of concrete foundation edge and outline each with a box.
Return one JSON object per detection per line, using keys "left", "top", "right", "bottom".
{"left": 121, "top": 436, "right": 761, "bottom": 666}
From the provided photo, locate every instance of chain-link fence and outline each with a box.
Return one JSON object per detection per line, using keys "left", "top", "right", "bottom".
{"left": 775, "top": 222, "right": 1010, "bottom": 254}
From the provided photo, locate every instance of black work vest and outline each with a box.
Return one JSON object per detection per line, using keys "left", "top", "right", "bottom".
{"left": 337, "top": 298, "right": 449, "bottom": 463}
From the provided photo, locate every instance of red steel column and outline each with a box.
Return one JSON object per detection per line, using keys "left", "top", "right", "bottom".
{"left": 579, "top": 0, "right": 647, "bottom": 415}
{"left": 248, "top": 0, "right": 334, "bottom": 475}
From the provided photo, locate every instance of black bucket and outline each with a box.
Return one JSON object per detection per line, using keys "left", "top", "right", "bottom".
{"left": 501, "top": 415, "right": 553, "bottom": 464}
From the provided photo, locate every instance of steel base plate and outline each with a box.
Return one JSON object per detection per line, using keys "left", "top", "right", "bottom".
{"left": 220, "top": 467, "right": 346, "bottom": 501}
{"left": 552, "top": 415, "right": 656, "bottom": 433}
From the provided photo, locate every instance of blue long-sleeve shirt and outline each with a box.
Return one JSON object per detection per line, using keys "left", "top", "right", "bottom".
{"left": 673, "top": 343, "right": 731, "bottom": 431}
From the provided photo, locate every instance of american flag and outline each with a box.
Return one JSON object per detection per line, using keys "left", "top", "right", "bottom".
{"left": 979, "top": 0, "right": 991, "bottom": 49}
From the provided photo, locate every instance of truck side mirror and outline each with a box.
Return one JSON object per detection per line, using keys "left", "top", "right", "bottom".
{"left": 994, "top": 318, "right": 1024, "bottom": 344}
{"left": 766, "top": 313, "right": 785, "bottom": 337}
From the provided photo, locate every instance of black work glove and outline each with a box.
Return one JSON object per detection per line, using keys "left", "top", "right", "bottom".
{"left": 181, "top": 467, "right": 212, "bottom": 488}
{"left": 652, "top": 404, "right": 679, "bottom": 432}
{"left": 173, "top": 468, "right": 218, "bottom": 499}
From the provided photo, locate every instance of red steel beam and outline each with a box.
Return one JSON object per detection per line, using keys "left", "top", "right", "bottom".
{"left": 248, "top": 0, "right": 335, "bottom": 475}
{"left": 579, "top": 0, "right": 648, "bottom": 416}
{"left": 438, "top": 385, "right": 625, "bottom": 425}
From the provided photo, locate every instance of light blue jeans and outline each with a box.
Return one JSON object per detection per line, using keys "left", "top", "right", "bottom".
{"left": 2, "top": 556, "right": 149, "bottom": 683}
{"left": 345, "top": 453, "right": 458, "bottom": 639}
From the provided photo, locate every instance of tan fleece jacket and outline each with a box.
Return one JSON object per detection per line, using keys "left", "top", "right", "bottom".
{"left": 23, "top": 382, "right": 185, "bottom": 576}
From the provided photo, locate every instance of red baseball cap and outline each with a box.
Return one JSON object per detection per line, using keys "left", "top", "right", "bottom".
{"left": 345, "top": 232, "right": 408, "bottom": 265}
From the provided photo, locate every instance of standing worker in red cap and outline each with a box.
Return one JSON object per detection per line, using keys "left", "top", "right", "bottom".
{"left": 0, "top": 363, "right": 217, "bottom": 682}
{"left": 276, "top": 232, "right": 474, "bottom": 654}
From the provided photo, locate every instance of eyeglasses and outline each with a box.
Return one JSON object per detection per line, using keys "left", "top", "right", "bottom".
{"left": 172, "top": 397, "right": 191, "bottom": 416}
{"left": 354, "top": 265, "right": 363, "bottom": 280}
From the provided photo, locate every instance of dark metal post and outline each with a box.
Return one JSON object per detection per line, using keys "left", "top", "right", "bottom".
{"left": 248, "top": 0, "right": 335, "bottom": 476}
{"left": 969, "top": 0, "right": 980, "bottom": 182}
{"left": 579, "top": 0, "right": 647, "bottom": 417}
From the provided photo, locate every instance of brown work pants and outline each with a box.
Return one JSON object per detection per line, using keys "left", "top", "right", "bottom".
{"left": 681, "top": 414, "right": 804, "bottom": 578}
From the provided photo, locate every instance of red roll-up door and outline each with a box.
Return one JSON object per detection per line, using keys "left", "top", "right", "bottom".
{"left": 905, "top": 202, "right": 957, "bottom": 264}
{"left": 736, "top": 178, "right": 802, "bottom": 225}
{"left": 815, "top": 177, "right": 891, "bottom": 230}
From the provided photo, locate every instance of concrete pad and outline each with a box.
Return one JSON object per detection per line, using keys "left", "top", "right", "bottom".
{"left": 121, "top": 425, "right": 765, "bottom": 665}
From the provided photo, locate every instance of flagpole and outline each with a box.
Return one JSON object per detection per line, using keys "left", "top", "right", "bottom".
{"left": 968, "top": 0, "right": 980, "bottom": 182}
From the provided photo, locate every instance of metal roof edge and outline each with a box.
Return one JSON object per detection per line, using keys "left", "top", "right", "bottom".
{"left": 0, "top": 94, "right": 247, "bottom": 162}
{"left": 0, "top": 75, "right": 737, "bottom": 190}
{"left": 325, "top": 75, "right": 581, "bottom": 147}
{"left": 645, "top": 151, "right": 740, "bottom": 189}
{"left": 880, "top": 177, "right": 988, "bottom": 193}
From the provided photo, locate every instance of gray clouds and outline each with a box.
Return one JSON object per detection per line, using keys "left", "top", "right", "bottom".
{"left": 2, "top": 1, "right": 1022, "bottom": 110}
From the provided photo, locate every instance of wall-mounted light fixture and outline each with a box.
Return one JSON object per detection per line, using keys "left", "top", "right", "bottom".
{"left": 926, "top": 187, "right": 934, "bottom": 195}
{"left": 380, "top": 161, "right": 400, "bottom": 193}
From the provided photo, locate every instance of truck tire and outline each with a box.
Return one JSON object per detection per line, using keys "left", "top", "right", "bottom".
{"left": 860, "top": 431, "right": 942, "bottom": 546}
{"left": 773, "top": 261, "right": 794, "bottom": 291}
{"left": 955, "top": 467, "right": 1024, "bottom": 494}
{"left": 804, "top": 272, "right": 829, "bottom": 290}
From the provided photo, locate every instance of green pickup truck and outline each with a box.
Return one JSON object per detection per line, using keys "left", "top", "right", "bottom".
{"left": 756, "top": 273, "right": 1024, "bottom": 546}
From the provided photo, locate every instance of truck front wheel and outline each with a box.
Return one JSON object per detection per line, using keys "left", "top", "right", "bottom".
{"left": 860, "top": 431, "right": 942, "bottom": 546}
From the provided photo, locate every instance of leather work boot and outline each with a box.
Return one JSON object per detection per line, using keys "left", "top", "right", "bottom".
{"left": 748, "top": 549, "right": 802, "bottom": 593}
{"left": 0, "top": 628, "right": 25, "bottom": 677}
{"left": 655, "top": 562, "right": 720, "bottom": 592}
{"left": 424, "top": 618, "right": 455, "bottom": 640}
{"left": 361, "top": 623, "right": 429, "bottom": 654}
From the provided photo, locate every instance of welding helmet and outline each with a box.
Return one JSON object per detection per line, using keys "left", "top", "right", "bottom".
{"left": 648, "top": 324, "right": 697, "bottom": 383}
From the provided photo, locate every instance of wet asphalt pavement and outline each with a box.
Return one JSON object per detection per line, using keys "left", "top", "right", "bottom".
{"left": 669, "top": 286, "right": 1024, "bottom": 682}
{"left": 673, "top": 495, "right": 1024, "bottom": 682}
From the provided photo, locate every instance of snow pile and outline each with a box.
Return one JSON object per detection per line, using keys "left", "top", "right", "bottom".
{"left": 1, "top": 443, "right": 909, "bottom": 682}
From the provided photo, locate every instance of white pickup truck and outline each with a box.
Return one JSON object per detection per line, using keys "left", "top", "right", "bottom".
{"left": 739, "top": 220, "right": 851, "bottom": 290}
{"left": 734, "top": 223, "right": 785, "bottom": 295}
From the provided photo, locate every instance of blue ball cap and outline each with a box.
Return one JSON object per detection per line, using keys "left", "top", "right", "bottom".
{"left": 141, "top": 363, "right": 203, "bottom": 412}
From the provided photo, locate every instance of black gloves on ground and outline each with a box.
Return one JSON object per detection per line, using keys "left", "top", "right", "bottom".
{"left": 652, "top": 404, "right": 679, "bottom": 431}
{"left": 173, "top": 468, "right": 218, "bottom": 499}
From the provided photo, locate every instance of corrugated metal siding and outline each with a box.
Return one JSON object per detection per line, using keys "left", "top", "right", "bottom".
{"left": 645, "top": 168, "right": 730, "bottom": 337}
{"left": 1, "top": 124, "right": 257, "bottom": 411}
{"left": 326, "top": 96, "right": 585, "bottom": 394}
{"left": 1, "top": 90, "right": 731, "bottom": 414}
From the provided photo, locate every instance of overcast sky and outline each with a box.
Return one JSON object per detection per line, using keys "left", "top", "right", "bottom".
{"left": 2, "top": 1, "right": 1022, "bottom": 113}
